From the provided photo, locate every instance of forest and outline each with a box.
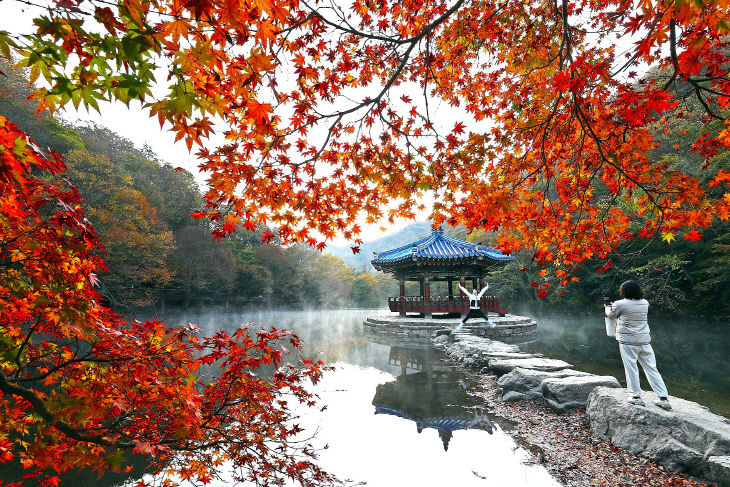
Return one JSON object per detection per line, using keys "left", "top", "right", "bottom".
{"left": 3, "top": 58, "right": 730, "bottom": 316}
{"left": 0, "top": 61, "right": 397, "bottom": 312}
{"left": 478, "top": 73, "right": 730, "bottom": 316}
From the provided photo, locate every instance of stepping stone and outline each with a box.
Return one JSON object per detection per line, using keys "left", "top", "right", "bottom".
{"left": 488, "top": 357, "right": 573, "bottom": 376}
{"left": 708, "top": 456, "right": 730, "bottom": 487}
{"left": 587, "top": 387, "right": 730, "bottom": 482}
{"left": 498, "top": 367, "right": 592, "bottom": 401}
{"left": 541, "top": 375, "right": 620, "bottom": 413}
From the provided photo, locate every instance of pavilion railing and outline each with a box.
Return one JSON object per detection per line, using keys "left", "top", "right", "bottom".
{"left": 387, "top": 296, "right": 508, "bottom": 316}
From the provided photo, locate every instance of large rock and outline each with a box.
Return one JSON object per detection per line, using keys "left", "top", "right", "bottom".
{"left": 709, "top": 456, "right": 730, "bottom": 487}
{"left": 488, "top": 357, "right": 573, "bottom": 376}
{"left": 541, "top": 375, "right": 620, "bottom": 413}
{"left": 586, "top": 386, "right": 730, "bottom": 481}
{"left": 497, "top": 367, "right": 592, "bottom": 402}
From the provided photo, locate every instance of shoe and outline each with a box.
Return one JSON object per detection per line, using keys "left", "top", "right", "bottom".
{"left": 628, "top": 396, "right": 645, "bottom": 406}
{"left": 654, "top": 398, "right": 672, "bottom": 411}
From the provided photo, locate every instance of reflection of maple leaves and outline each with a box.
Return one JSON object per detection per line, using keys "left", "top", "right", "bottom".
{"left": 0, "top": 118, "right": 333, "bottom": 487}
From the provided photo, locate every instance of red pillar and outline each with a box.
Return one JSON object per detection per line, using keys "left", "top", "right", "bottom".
{"left": 459, "top": 275, "right": 466, "bottom": 318}
{"left": 424, "top": 275, "right": 431, "bottom": 319}
{"left": 399, "top": 278, "right": 406, "bottom": 317}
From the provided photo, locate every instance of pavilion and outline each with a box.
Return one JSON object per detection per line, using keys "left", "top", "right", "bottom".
{"left": 372, "top": 228, "right": 513, "bottom": 318}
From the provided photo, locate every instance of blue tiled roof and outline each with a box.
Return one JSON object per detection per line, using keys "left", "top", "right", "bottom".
{"left": 371, "top": 229, "right": 513, "bottom": 266}
{"left": 373, "top": 406, "right": 494, "bottom": 434}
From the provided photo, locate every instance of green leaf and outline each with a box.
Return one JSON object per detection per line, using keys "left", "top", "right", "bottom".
{"left": 13, "top": 136, "right": 28, "bottom": 160}
{"left": 0, "top": 31, "right": 17, "bottom": 60}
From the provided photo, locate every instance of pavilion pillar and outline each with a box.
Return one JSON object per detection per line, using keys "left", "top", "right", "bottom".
{"left": 399, "top": 278, "right": 406, "bottom": 317}
{"left": 459, "top": 275, "right": 466, "bottom": 318}
{"left": 478, "top": 276, "right": 484, "bottom": 312}
{"left": 424, "top": 275, "right": 432, "bottom": 319}
{"left": 448, "top": 278, "right": 453, "bottom": 299}
{"left": 472, "top": 277, "right": 478, "bottom": 290}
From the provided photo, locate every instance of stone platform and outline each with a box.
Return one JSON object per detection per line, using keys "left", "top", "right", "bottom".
{"left": 363, "top": 313, "right": 537, "bottom": 341}
{"left": 587, "top": 386, "right": 730, "bottom": 485}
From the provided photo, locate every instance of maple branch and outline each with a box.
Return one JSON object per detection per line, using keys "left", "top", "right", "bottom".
{"left": 689, "top": 80, "right": 725, "bottom": 120}
{"left": 662, "top": 19, "right": 678, "bottom": 91}
{"left": 574, "top": 100, "right": 663, "bottom": 211}
{"left": 303, "top": 0, "right": 465, "bottom": 46}
{"left": 561, "top": 0, "right": 573, "bottom": 65}
{"left": 11, "top": 318, "right": 42, "bottom": 377}
{"left": 0, "top": 370, "right": 136, "bottom": 448}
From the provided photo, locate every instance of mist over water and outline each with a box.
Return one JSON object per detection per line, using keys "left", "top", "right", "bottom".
{"left": 120, "top": 307, "right": 728, "bottom": 486}
{"left": 126, "top": 308, "right": 561, "bottom": 487}
{"left": 515, "top": 307, "right": 730, "bottom": 417}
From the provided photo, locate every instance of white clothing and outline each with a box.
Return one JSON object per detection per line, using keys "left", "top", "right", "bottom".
{"left": 619, "top": 343, "right": 668, "bottom": 398}
{"left": 458, "top": 284, "right": 488, "bottom": 309}
{"left": 605, "top": 298, "right": 651, "bottom": 344}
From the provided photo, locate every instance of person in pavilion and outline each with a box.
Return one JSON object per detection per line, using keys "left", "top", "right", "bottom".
{"left": 457, "top": 283, "right": 497, "bottom": 329}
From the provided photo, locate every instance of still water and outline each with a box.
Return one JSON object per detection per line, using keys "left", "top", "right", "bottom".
{"left": 131, "top": 308, "right": 560, "bottom": 487}
{"left": 128, "top": 307, "right": 729, "bottom": 486}
{"left": 6, "top": 308, "right": 725, "bottom": 486}
{"left": 516, "top": 308, "right": 730, "bottom": 417}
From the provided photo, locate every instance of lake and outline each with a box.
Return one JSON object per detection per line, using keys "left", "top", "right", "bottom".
{"left": 4, "top": 308, "right": 727, "bottom": 486}
{"left": 124, "top": 307, "right": 729, "bottom": 486}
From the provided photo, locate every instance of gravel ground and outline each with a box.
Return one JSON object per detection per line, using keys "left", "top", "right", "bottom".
{"left": 467, "top": 371, "right": 715, "bottom": 487}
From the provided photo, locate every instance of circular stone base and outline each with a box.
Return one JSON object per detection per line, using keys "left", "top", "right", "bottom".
{"left": 363, "top": 313, "right": 538, "bottom": 341}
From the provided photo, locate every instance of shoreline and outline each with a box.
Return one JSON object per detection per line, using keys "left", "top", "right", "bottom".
{"left": 424, "top": 329, "right": 729, "bottom": 485}
{"left": 466, "top": 370, "right": 715, "bottom": 487}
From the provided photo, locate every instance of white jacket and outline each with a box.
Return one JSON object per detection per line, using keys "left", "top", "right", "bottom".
{"left": 459, "top": 284, "right": 488, "bottom": 309}
{"left": 605, "top": 298, "right": 651, "bottom": 344}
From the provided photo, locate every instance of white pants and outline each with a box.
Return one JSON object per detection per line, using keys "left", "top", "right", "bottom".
{"left": 619, "top": 343, "right": 668, "bottom": 398}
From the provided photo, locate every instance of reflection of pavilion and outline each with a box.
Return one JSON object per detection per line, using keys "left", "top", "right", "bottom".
{"left": 373, "top": 344, "right": 496, "bottom": 451}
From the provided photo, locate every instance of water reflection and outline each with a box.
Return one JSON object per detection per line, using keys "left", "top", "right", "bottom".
{"left": 123, "top": 309, "right": 559, "bottom": 487}
{"left": 292, "top": 362, "right": 559, "bottom": 487}
{"left": 373, "top": 346, "right": 495, "bottom": 451}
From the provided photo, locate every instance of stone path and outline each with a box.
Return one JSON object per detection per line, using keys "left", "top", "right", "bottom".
{"left": 435, "top": 331, "right": 730, "bottom": 486}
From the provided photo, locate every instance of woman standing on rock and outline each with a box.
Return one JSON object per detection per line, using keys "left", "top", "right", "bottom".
{"left": 605, "top": 280, "right": 673, "bottom": 410}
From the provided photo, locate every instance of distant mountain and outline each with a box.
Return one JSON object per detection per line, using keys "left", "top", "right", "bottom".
{"left": 326, "top": 222, "right": 433, "bottom": 270}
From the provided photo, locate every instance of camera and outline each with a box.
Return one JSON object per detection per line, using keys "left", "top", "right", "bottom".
{"left": 602, "top": 296, "right": 611, "bottom": 306}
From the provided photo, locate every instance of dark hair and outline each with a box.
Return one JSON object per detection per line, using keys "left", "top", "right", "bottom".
{"left": 619, "top": 280, "right": 644, "bottom": 300}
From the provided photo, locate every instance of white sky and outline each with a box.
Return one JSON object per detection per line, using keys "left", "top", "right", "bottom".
{"left": 0, "top": 1, "right": 432, "bottom": 245}
{"left": 0, "top": 0, "right": 645, "bottom": 247}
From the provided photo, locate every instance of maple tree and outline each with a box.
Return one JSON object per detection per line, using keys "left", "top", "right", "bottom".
{"left": 1, "top": 0, "right": 729, "bottom": 481}
{"left": 0, "top": 116, "right": 335, "bottom": 485}
{"left": 2, "top": 0, "right": 730, "bottom": 290}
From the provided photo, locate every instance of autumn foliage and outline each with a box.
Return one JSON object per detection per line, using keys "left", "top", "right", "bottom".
{"left": 0, "top": 0, "right": 729, "bottom": 481}
{"left": 2, "top": 0, "right": 730, "bottom": 288}
{"left": 0, "top": 116, "right": 333, "bottom": 485}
